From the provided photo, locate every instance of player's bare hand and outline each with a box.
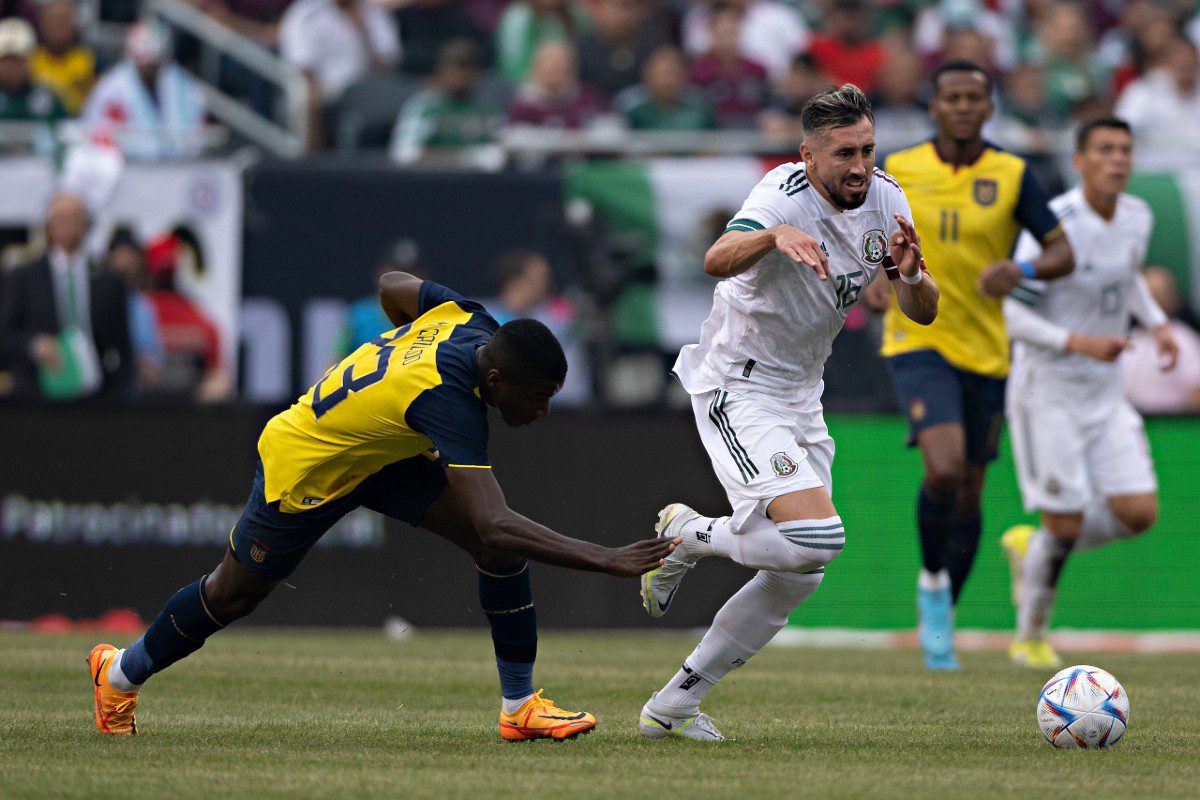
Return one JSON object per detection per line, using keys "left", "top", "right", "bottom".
{"left": 772, "top": 225, "right": 828, "bottom": 280}
{"left": 978, "top": 260, "right": 1025, "bottom": 298}
{"left": 1067, "top": 334, "right": 1130, "bottom": 363}
{"left": 30, "top": 334, "right": 62, "bottom": 371}
{"left": 1154, "top": 324, "right": 1179, "bottom": 371}
{"left": 603, "top": 536, "right": 682, "bottom": 577}
{"left": 889, "top": 214, "right": 922, "bottom": 277}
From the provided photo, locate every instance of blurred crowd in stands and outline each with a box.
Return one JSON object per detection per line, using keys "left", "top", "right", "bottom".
{"left": 6, "top": 0, "right": 1200, "bottom": 409}
{"left": 0, "top": 0, "right": 1199, "bottom": 166}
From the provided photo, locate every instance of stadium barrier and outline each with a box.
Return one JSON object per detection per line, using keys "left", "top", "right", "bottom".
{"left": 2, "top": 407, "right": 1196, "bottom": 633}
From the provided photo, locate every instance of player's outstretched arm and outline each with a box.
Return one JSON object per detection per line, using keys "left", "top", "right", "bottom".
{"left": 378, "top": 271, "right": 425, "bottom": 327}
{"left": 445, "top": 466, "right": 679, "bottom": 577}
{"left": 705, "top": 226, "right": 829, "bottom": 280}
{"left": 888, "top": 215, "right": 938, "bottom": 325}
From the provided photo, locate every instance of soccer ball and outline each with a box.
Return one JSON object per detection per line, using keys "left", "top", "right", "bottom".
{"left": 1037, "top": 665, "right": 1129, "bottom": 749}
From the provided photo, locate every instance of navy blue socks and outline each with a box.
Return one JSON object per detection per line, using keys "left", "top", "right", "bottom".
{"left": 477, "top": 561, "right": 537, "bottom": 701}
{"left": 120, "top": 575, "right": 226, "bottom": 686}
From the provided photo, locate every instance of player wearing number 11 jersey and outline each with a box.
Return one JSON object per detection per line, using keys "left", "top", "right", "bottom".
{"left": 87, "top": 275, "right": 677, "bottom": 740}
{"left": 874, "top": 60, "right": 1073, "bottom": 670}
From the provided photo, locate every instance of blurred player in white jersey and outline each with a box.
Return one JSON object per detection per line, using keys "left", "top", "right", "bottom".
{"left": 635, "top": 84, "right": 940, "bottom": 740}
{"left": 1000, "top": 118, "right": 1180, "bottom": 669}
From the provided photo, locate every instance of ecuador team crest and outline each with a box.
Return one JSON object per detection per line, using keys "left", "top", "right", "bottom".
{"left": 861, "top": 229, "right": 886, "bottom": 265}
{"left": 973, "top": 178, "right": 999, "bottom": 207}
{"left": 771, "top": 452, "right": 799, "bottom": 477}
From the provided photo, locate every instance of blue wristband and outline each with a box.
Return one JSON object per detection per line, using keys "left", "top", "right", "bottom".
{"left": 1018, "top": 260, "right": 1037, "bottom": 279}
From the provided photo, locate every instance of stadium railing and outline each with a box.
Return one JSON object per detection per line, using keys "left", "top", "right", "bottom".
{"left": 147, "top": 0, "right": 309, "bottom": 159}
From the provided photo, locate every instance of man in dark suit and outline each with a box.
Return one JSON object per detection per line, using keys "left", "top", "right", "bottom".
{"left": 0, "top": 192, "right": 132, "bottom": 400}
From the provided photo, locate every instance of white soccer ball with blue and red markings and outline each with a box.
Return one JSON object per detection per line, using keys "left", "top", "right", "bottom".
{"left": 1037, "top": 664, "right": 1129, "bottom": 749}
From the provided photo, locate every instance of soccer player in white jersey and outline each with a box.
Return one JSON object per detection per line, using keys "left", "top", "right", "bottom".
{"left": 635, "top": 84, "right": 940, "bottom": 741}
{"left": 1000, "top": 118, "right": 1180, "bottom": 669}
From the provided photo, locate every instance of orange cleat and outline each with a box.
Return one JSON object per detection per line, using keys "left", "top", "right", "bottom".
{"left": 499, "top": 690, "right": 596, "bottom": 742}
{"left": 87, "top": 643, "right": 139, "bottom": 735}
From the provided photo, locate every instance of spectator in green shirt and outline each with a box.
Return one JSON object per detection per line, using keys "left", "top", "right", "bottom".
{"left": 389, "top": 38, "right": 502, "bottom": 163}
{"left": 494, "top": 0, "right": 590, "bottom": 83}
{"left": 0, "top": 17, "right": 69, "bottom": 124}
{"left": 615, "top": 45, "right": 716, "bottom": 131}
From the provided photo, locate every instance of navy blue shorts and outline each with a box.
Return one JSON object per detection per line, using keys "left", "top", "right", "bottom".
{"left": 886, "top": 349, "right": 1006, "bottom": 464}
{"left": 229, "top": 456, "right": 447, "bottom": 580}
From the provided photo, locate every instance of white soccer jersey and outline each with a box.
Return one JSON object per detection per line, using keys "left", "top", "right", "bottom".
{"left": 674, "top": 162, "right": 913, "bottom": 403}
{"left": 1006, "top": 188, "right": 1164, "bottom": 512}
{"left": 1007, "top": 188, "right": 1165, "bottom": 388}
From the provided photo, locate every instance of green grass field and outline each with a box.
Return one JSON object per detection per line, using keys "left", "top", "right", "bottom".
{"left": 2, "top": 629, "right": 1198, "bottom": 800}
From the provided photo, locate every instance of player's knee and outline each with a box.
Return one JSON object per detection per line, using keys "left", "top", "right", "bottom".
{"left": 781, "top": 537, "right": 843, "bottom": 571}
{"left": 1115, "top": 499, "right": 1157, "bottom": 535}
{"left": 205, "top": 569, "right": 275, "bottom": 623}
{"left": 924, "top": 458, "right": 967, "bottom": 495}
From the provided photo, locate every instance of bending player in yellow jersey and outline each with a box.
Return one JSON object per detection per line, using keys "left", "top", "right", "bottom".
{"left": 88, "top": 273, "right": 678, "bottom": 739}
{"left": 865, "top": 60, "right": 1074, "bottom": 669}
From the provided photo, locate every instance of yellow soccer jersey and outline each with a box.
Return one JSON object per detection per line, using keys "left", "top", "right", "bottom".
{"left": 259, "top": 281, "right": 496, "bottom": 513}
{"left": 881, "top": 141, "right": 1062, "bottom": 377}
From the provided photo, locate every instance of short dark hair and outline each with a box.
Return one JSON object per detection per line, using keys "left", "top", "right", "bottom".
{"left": 800, "top": 83, "right": 873, "bottom": 138}
{"left": 1075, "top": 117, "right": 1132, "bottom": 152}
{"left": 932, "top": 59, "right": 994, "bottom": 95}
{"left": 490, "top": 318, "right": 567, "bottom": 385}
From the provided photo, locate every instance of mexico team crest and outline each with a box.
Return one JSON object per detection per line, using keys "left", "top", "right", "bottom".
{"left": 973, "top": 178, "right": 999, "bottom": 207}
{"left": 861, "top": 229, "right": 886, "bottom": 265}
{"left": 771, "top": 452, "right": 798, "bottom": 477}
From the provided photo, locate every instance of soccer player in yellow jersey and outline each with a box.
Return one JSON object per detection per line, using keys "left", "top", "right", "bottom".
{"left": 867, "top": 60, "right": 1074, "bottom": 669}
{"left": 87, "top": 273, "right": 677, "bottom": 739}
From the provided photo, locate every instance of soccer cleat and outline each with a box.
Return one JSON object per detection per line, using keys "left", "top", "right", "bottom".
{"left": 1001, "top": 524, "right": 1037, "bottom": 607}
{"left": 499, "top": 690, "right": 596, "bottom": 741}
{"left": 641, "top": 503, "right": 701, "bottom": 618}
{"left": 1009, "top": 638, "right": 1062, "bottom": 669}
{"left": 87, "top": 643, "right": 139, "bottom": 735}
{"left": 917, "top": 584, "right": 959, "bottom": 671}
{"left": 638, "top": 697, "right": 725, "bottom": 742}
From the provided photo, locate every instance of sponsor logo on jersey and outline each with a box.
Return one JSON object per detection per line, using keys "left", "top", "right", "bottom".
{"left": 862, "top": 230, "right": 886, "bottom": 265}
{"left": 973, "top": 178, "right": 999, "bottom": 207}
{"left": 771, "top": 452, "right": 798, "bottom": 477}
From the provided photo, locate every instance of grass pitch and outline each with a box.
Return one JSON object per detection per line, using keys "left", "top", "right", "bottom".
{"left": 2, "top": 629, "right": 1198, "bottom": 800}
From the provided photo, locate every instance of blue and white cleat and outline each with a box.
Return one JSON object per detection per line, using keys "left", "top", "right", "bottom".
{"left": 918, "top": 576, "right": 959, "bottom": 670}
{"left": 641, "top": 504, "right": 701, "bottom": 619}
{"left": 638, "top": 694, "right": 725, "bottom": 741}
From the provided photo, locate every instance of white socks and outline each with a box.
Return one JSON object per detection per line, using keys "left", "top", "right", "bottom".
{"left": 502, "top": 693, "right": 534, "bottom": 714}
{"left": 919, "top": 568, "right": 951, "bottom": 593}
{"left": 682, "top": 512, "right": 845, "bottom": 574}
{"left": 1077, "top": 498, "right": 1135, "bottom": 552}
{"left": 1017, "top": 529, "right": 1074, "bottom": 641}
{"left": 107, "top": 649, "right": 142, "bottom": 693}
{"left": 677, "top": 514, "right": 734, "bottom": 561}
{"left": 651, "top": 569, "right": 825, "bottom": 717}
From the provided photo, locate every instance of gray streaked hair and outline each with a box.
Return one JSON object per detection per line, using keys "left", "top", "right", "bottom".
{"left": 800, "top": 83, "right": 874, "bottom": 139}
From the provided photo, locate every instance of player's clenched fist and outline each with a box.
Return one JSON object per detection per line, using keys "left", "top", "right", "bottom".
{"left": 977, "top": 259, "right": 1026, "bottom": 298}
{"left": 1066, "top": 333, "right": 1129, "bottom": 362}
{"left": 772, "top": 224, "right": 829, "bottom": 280}
{"left": 605, "top": 537, "right": 682, "bottom": 577}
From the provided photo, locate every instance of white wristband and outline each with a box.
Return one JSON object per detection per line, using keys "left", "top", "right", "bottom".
{"left": 899, "top": 268, "right": 923, "bottom": 285}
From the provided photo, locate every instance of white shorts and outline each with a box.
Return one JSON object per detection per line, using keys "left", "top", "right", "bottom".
{"left": 690, "top": 388, "right": 834, "bottom": 533}
{"left": 1008, "top": 388, "right": 1156, "bottom": 514}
